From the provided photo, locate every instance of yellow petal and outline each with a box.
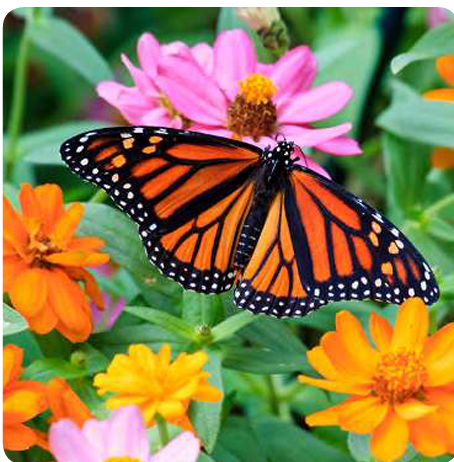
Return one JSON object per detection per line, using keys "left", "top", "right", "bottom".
{"left": 369, "top": 312, "right": 393, "bottom": 352}
{"left": 391, "top": 298, "right": 428, "bottom": 353}
{"left": 426, "top": 344, "right": 454, "bottom": 387}
{"left": 338, "top": 396, "right": 388, "bottom": 434}
{"left": 307, "top": 346, "right": 343, "bottom": 381}
{"left": 157, "top": 399, "right": 186, "bottom": 419}
{"left": 306, "top": 402, "right": 344, "bottom": 426}
{"left": 297, "top": 374, "right": 371, "bottom": 395}
{"left": 371, "top": 411, "right": 409, "bottom": 462}
{"left": 409, "top": 412, "right": 448, "bottom": 457}
{"left": 193, "top": 382, "right": 223, "bottom": 402}
{"left": 395, "top": 399, "right": 438, "bottom": 420}
{"left": 336, "top": 310, "right": 378, "bottom": 374}
{"left": 9, "top": 268, "right": 48, "bottom": 317}
{"left": 424, "top": 322, "right": 454, "bottom": 364}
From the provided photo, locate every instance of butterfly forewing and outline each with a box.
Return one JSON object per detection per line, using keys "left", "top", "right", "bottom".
{"left": 61, "top": 126, "right": 261, "bottom": 293}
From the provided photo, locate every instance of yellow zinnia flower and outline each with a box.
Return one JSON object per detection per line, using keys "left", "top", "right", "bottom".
{"left": 93, "top": 343, "right": 223, "bottom": 431}
{"left": 3, "top": 183, "right": 110, "bottom": 342}
{"left": 423, "top": 55, "right": 454, "bottom": 170}
{"left": 298, "top": 298, "right": 454, "bottom": 462}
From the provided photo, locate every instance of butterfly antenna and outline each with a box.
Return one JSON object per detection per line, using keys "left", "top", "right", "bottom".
{"left": 274, "top": 132, "right": 287, "bottom": 143}
{"left": 295, "top": 144, "right": 309, "bottom": 169}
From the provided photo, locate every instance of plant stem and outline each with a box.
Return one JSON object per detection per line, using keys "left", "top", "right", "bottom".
{"left": 424, "top": 193, "right": 454, "bottom": 219}
{"left": 156, "top": 415, "right": 170, "bottom": 447}
{"left": 5, "top": 15, "right": 33, "bottom": 182}
{"left": 89, "top": 189, "right": 108, "bottom": 204}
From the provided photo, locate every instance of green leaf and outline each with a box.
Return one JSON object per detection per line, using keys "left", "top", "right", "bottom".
{"left": 253, "top": 417, "right": 352, "bottom": 462}
{"left": 427, "top": 216, "right": 454, "bottom": 243}
{"left": 21, "top": 120, "right": 108, "bottom": 165}
{"left": 391, "top": 22, "right": 454, "bottom": 74}
{"left": 182, "top": 292, "right": 225, "bottom": 328}
{"left": 348, "top": 433, "right": 372, "bottom": 462}
{"left": 3, "top": 304, "right": 28, "bottom": 336}
{"left": 377, "top": 80, "right": 454, "bottom": 148}
{"left": 189, "top": 350, "right": 223, "bottom": 453}
{"left": 125, "top": 306, "right": 197, "bottom": 341}
{"left": 211, "top": 311, "right": 256, "bottom": 343}
{"left": 29, "top": 16, "right": 113, "bottom": 85}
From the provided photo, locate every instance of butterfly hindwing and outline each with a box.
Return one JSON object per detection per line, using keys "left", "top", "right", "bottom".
{"left": 61, "top": 126, "right": 261, "bottom": 293}
{"left": 285, "top": 166, "right": 439, "bottom": 306}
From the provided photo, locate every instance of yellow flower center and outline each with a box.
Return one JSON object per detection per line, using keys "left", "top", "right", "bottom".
{"left": 227, "top": 73, "right": 277, "bottom": 141}
{"left": 373, "top": 349, "right": 428, "bottom": 403}
{"left": 104, "top": 458, "right": 143, "bottom": 462}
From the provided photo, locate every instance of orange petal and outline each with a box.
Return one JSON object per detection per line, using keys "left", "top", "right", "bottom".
{"left": 47, "top": 269, "right": 92, "bottom": 334}
{"left": 69, "top": 236, "right": 106, "bottom": 251}
{"left": 27, "top": 300, "right": 58, "bottom": 335}
{"left": 9, "top": 268, "right": 48, "bottom": 317}
{"left": 44, "top": 250, "right": 109, "bottom": 267}
{"left": 4, "top": 383, "right": 47, "bottom": 423}
{"left": 3, "top": 194, "right": 28, "bottom": 254}
{"left": 3, "top": 344, "right": 23, "bottom": 388}
{"left": 19, "top": 184, "right": 42, "bottom": 220}
{"left": 193, "top": 382, "right": 223, "bottom": 402}
{"left": 395, "top": 399, "right": 438, "bottom": 420}
{"left": 56, "top": 319, "right": 92, "bottom": 343}
{"left": 34, "top": 184, "right": 64, "bottom": 234}
{"left": 65, "top": 267, "right": 104, "bottom": 309}
{"left": 371, "top": 411, "right": 409, "bottom": 462}
{"left": 423, "top": 88, "right": 454, "bottom": 102}
{"left": 3, "top": 256, "right": 29, "bottom": 292}
{"left": 306, "top": 402, "right": 343, "bottom": 426}
{"left": 3, "top": 423, "right": 38, "bottom": 451}
{"left": 431, "top": 147, "right": 454, "bottom": 170}
{"left": 436, "top": 55, "right": 454, "bottom": 87}
{"left": 307, "top": 346, "right": 343, "bottom": 381}
{"left": 391, "top": 298, "right": 428, "bottom": 353}
{"left": 321, "top": 331, "right": 371, "bottom": 382}
{"left": 51, "top": 203, "right": 84, "bottom": 248}
{"left": 297, "top": 374, "right": 371, "bottom": 395}
{"left": 409, "top": 412, "right": 448, "bottom": 457}
{"left": 424, "top": 322, "right": 454, "bottom": 364}
{"left": 369, "top": 312, "right": 393, "bottom": 352}
{"left": 336, "top": 310, "right": 378, "bottom": 374}
{"left": 426, "top": 342, "right": 454, "bottom": 387}
{"left": 338, "top": 396, "right": 388, "bottom": 434}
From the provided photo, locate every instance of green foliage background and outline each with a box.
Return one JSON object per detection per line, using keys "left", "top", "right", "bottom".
{"left": 3, "top": 7, "right": 454, "bottom": 462}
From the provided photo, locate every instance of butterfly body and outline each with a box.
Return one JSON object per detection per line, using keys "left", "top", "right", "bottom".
{"left": 61, "top": 126, "right": 439, "bottom": 318}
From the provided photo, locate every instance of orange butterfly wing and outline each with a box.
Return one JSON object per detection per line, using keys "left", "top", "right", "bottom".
{"left": 61, "top": 126, "right": 260, "bottom": 292}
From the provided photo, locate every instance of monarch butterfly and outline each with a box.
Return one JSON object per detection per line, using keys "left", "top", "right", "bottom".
{"left": 61, "top": 126, "right": 439, "bottom": 317}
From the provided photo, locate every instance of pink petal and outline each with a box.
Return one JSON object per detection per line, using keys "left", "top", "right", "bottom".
{"left": 278, "top": 123, "right": 353, "bottom": 147}
{"left": 242, "top": 135, "right": 276, "bottom": 149}
{"left": 162, "top": 41, "right": 192, "bottom": 58}
{"left": 140, "top": 107, "right": 180, "bottom": 128}
{"left": 294, "top": 152, "right": 332, "bottom": 179}
{"left": 157, "top": 55, "right": 228, "bottom": 125}
{"left": 213, "top": 29, "right": 257, "bottom": 100}
{"left": 82, "top": 419, "right": 110, "bottom": 459}
{"left": 315, "top": 135, "right": 362, "bottom": 156}
{"left": 150, "top": 432, "right": 200, "bottom": 462}
{"left": 49, "top": 419, "right": 98, "bottom": 462}
{"left": 189, "top": 125, "right": 232, "bottom": 138}
{"left": 191, "top": 43, "right": 214, "bottom": 75}
{"left": 121, "top": 54, "right": 159, "bottom": 99}
{"left": 137, "top": 33, "right": 161, "bottom": 77}
{"left": 106, "top": 407, "right": 150, "bottom": 460}
{"left": 97, "top": 82, "right": 154, "bottom": 124}
{"left": 278, "top": 81, "right": 353, "bottom": 124}
{"left": 271, "top": 46, "right": 317, "bottom": 105}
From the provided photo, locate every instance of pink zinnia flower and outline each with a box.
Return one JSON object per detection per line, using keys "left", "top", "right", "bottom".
{"left": 427, "top": 7, "right": 453, "bottom": 28}
{"left": 91, "top": 292, "right": 125, "bottom": 333}
{"left": 97, "top": 32, "right": 212, "bottom": 128}
{"left": 156, "top": 29, "right": 361, "bottom": 176}
{"left": 49, "top": 406, "right": 200, "bottom": 462}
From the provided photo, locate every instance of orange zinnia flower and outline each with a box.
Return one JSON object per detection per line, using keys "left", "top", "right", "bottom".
{"left": 93, "top": 343, "right": 223, "bottom": 431}
{"left": 3, "top": 345, "right": 48, "bottom": 451}
{"left": 46, "top": 377, "right": 93, "bottom": 427}
{"left": 3, "top": 183, "right": 110, "bottom": 342}
{"left": 298, "top": 298, "right": 454, "bottom": 462}
{"left": 424, "top": 55, "right": 454, "bottom": 169}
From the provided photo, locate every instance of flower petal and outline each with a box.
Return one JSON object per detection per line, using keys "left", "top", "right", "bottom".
{"left": 213, "top": 29, "right": 257, "bottom": 100}
{"left": 3, "top": 344, "right": 23, "bottom": 388}
{"left": 45, "top": 250, "right": 110, "bottom": 267}
{"left": 307, "top": 346, "right": 342, "bottom": 381}
{"left": 150, "top": 431, "right": 200, "bottom": 462}
{"left": 19, "top": 183, "right": 41, "bottom": 220}
{"left": 271, "top": 46, "right": 317, "bottom": 105}
{"left": 371, "top": 411, "right": 409, "bottom": 462}
{"left": 279, "top": 123, "right": 353, "bottom": 148}
{"left": 3, "top": 256, "right": 29, "bottom": 293}
{"left": 424, "top": 322, "right": 454, "bottom": 364}
{"left": 3, "top": 423, "right": 38, "bottom": 451}
{"left": 297, "top": 374, "right": 370, "bottom": 395}
{"left": 157, "top": 55, "right": 228, "bottom": 125}
{"left": 436, "top": 55, "right": 454, "bottom": 87}
{"left": 431, "top": 147, "right": 454, "bottom": 169}
{"left": 315, "top": 135, "right": 362, "bottom": 156}
{"left": 121, "top": 53, "right": 159, "bottom": 99}
{"left": 395, "top": 399, "right": 438, "bottom": 420}
{"left": 293, "top": 154, "right": 332, "bottom": 178}
{"left": 391, "top": 297, "right": 428, "bottom": 353}
{"left": 336, "top": 310, "right": 378, "bottom": 375}
{"left": 27, "top": 300, "right": 58, "bottom": 335}
{"left": 369, "top": 312, "right": 393, "bottom": 352}
{"left": 51, "top": 203, "right": 85, "bottom": 249}
{"left": 4, "top": 383, "right": 47, "bottom": 423}
{"left": 278, "top": 81, "right": 352, "bottom": 124}
{"left": 10, "top": 268, "right": 48, "bottom": 317}
{"left": 3, "top": 195, "right": 28, "bottom": 255}
{"left": 305, "top": 402, "right": 343, "bottom": 426}
{"left": 34, "top": 184, "right": 64, "bottom": 233}
{"left": 409, "top": 412, "right": 449, "bottom": 457}
{"left": 191, "top": 42, "right": 214, "bottom": 75}
{"left": 426, "top": 344, "right": 454, "bottom": 386}
{"left": 338, "top": 396, "right": 388, "bottom": 433}
{"left": 137, "top": 32, "right": 161, "bottom": 77}
{"left": 423, "top": 88, "right": 454, "bottom": 102}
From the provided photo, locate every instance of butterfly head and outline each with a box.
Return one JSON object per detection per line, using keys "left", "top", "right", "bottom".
{"left": 263, "top": 141, "right": 296, "bottom": 169}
